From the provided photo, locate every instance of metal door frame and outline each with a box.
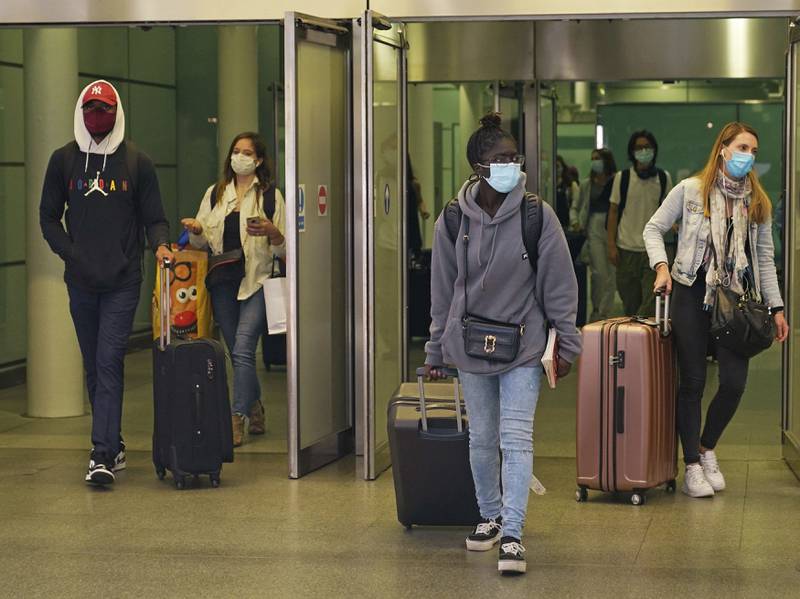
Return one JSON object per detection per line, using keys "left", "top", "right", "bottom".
{"left": 783, "top": 19, "right": 800, "bottom": 478}
{"left": 354, "top": 10, "right": 408, "bottom": 480}
{"left": 284, "top": 12, "right": 355, "bottom": 479}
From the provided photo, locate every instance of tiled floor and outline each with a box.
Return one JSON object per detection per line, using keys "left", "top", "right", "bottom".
{"left": 0, "top": 344, "right": 798, "bottom": 598}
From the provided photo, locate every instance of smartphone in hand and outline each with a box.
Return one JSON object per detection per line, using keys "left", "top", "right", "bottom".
{"left": 246, "top": 217, "right": 263, "bottom": 227}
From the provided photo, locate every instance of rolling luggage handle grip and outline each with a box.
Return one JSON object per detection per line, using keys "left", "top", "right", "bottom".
{"left": 654, "top": 291, "right": 671, "bottom": 337}
{"left": 158, "top": 259, "right": 172, "bottom": 350}
{"left": 415, "top": 367, "right": 463, "bottom": 434}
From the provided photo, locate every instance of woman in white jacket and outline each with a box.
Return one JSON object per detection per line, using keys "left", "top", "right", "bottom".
{"left": 181, "top": 132, "right": 286, "bottom": 446}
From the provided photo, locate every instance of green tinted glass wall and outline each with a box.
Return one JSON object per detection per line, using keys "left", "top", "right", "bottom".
{"left": 0, "top": 29, "right": 25, "bottom": 366}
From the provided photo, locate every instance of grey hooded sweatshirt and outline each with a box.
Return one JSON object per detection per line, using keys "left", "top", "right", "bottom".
{"left": 425, "top": 175, "right": 582, "bottom": 375}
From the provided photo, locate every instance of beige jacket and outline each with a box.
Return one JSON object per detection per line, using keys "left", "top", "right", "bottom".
{"left": 190, "top": 178, "right": 286, "bottom": 300}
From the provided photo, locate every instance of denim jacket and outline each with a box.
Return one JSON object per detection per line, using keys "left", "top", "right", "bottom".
{"left": 643, "top": 177, "right": 783, "bottom": 308}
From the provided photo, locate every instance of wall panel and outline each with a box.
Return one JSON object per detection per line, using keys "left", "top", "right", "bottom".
{"left": 406, "top": 21, "right": 534, "bottom": 82}
{"left": 535, "top": 19, "right": 788, "bottom": 80}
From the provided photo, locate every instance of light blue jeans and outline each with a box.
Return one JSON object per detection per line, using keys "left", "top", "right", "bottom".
{"left": 210, "top": 282, "right": 266, "bottom": 416}
{"left": 459, "top": 366, "right": 542, "bottom": 541}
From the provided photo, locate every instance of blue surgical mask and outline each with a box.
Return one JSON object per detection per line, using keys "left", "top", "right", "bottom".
{"left": 723, "top": 149, "right": 755, "bottom": 179}
{"left": 483, "top": 162, "right": 521, "bottom": 193}
{"left": 591, "top": 159, "right": 604, "bottom": 174}
{"left": 634, "top": 149, "right": 654, "bottom": 166}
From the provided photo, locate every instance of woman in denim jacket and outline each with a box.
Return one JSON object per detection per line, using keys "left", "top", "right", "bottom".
{"left": 643, "top": 122, "right": 788, "bottom": 499}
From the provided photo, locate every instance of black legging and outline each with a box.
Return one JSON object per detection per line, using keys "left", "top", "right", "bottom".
{"left": 671, "top": 273, "right": 750, "bottom": 465}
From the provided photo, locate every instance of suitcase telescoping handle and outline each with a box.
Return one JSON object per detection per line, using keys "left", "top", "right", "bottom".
{"left": 654, "top": 290, "right": 671, "bottom": 337}
{"left": 158, "top": 259, "right": 172, "bottom": 351}
{"left": 414, "top": 367, "right": 463, "bottom": 434}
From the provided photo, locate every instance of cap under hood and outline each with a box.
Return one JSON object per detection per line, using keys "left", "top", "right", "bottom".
{"left": 73, "top": 80, "right": 126, "bottom": 170}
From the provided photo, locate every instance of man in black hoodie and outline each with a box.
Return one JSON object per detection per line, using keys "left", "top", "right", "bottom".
{"left": 40, "top": 80, "right": 172, "bottom": 485}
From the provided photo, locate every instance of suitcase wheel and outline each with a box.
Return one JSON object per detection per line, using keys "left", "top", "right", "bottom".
{"left": 210, "top": 474, "right": 220, "bottom": 488}
{"left": 630, "top": 493, "right": 646, "bottom": 506}
{"left": 665, "top": 480, "right": 677, "bottom": 493}
{"left": 155, "top": 466, "right": 166, "bottom": 481}
{"left": 175, "top": 476, "right": 187, "bottom": 490}
{"left": 575, "top": 487, "right": 588, "bottom": 503}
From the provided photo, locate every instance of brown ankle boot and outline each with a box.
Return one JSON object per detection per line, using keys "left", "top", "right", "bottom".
{"left": 232, "top": 413, "right": 245, "bottom": 447}
{"left": 249, "top": 401, "right": 266, "bottom": 435}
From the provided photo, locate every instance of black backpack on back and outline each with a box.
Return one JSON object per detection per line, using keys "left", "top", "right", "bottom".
{"left": 442, "top": 192, "right": 544, "bottom": 274}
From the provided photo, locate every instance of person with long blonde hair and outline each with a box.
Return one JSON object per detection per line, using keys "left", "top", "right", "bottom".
{"left": 643, "top": 122, "right": 788, "bottom": 498}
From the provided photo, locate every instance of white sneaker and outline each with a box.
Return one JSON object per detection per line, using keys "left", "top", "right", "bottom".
{"left": 699, "top": 450, "right": 726, "bottom": 492}
{"left": 682, "top": 463, "right": 715, "bottom": 498}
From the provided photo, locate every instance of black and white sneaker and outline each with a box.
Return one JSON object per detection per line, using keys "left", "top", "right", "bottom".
{"left": 113, "top": 442, "right": 126, "bottom": 472}
{"left": 498, "top": 536, "right": 526, "bottom": 574}
{"left": 85, "top": 453, "right": 115, "bottom": 486}
{"left": 466, "top": 517, "right": 503, "bottom": 551}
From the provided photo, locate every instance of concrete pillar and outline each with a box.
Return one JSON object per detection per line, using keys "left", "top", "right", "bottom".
{"left": 574, "top": 81, "right": 591, "bottom": 112}
{"left": 24, "top": 29, "right": 84, "bottom": 417}
{"left": 217, "top": 26, "right": 259, "bottom": 167}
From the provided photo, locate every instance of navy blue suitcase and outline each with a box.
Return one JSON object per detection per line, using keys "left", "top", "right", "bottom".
{"left": 153, "top": 261, "right": 233, "bottom": 490}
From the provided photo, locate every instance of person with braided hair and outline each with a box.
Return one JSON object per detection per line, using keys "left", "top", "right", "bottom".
{"left": 424, "top": 113, "right": 581, "bottom": 575}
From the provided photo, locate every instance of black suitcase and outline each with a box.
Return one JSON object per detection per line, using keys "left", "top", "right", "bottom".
{"left": 388, "top": 367, "right": 480, "bottom": 528}
{"left": 153, "top": 261, "right": 234, "bottom": 490}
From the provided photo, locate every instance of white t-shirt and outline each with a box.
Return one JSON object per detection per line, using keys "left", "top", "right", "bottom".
{"left": 610, "top": 167, "right": 673, "bottom": 252}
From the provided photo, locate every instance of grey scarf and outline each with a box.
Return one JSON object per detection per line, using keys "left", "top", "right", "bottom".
{"left": 704, "top": 171, "right": 752, "bottom": 306}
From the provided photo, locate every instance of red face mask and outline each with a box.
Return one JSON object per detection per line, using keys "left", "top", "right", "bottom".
{"left": 84, "top": 108, "right": 116, "bottom": 136}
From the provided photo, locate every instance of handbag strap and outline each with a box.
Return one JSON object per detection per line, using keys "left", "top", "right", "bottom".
{"left": 463, "top": 216, "right": 471, "bottom": 318}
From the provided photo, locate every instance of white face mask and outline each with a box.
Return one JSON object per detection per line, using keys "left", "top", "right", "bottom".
{"left": 231, "top": 153, "right": 257, "bottom": 176}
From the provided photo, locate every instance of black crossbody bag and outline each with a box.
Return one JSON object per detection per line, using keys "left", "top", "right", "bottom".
{"left": 708, "top": 221, "right": 775, "bottom": 359}
{"left": 461, "top": 217, "right": 525, "bottom": 363}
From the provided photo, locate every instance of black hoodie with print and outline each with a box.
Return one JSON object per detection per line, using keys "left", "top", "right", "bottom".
{"left": 39, "top": 80, "right": 169, "bottom": 293}
{"left": 40, "top": 142, "right": 170, "bottom": 292}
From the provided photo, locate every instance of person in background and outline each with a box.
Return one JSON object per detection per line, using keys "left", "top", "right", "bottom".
{"left": 40, "top": 80, "right": 172, "bottom": 485}
{"left": 555, "top": 155, "right": 579, "bottom": 230}
{"left": 573, "top": 148, "right": 618, "bottom": 322}
{"left": 181, "top": 132, "right": 286, "bottom": 447}
{"left": 407, "top": 156, "right": 431, "bottom": 255}
{"left": 556, "top": 155, "right": 587, "bottom": 325}
{"left": 607, "top": 130, "right": 673, "bottom": 316}
{"left": 644, "top": 121, "right": 788, "bottom": 498}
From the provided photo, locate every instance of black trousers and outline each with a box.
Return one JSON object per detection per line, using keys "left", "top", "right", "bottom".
{"left": 68, "top": 281, "right": 140, "bottom": 461}
{"left": 671, "top": 274, "right": 750, "bottom": 464}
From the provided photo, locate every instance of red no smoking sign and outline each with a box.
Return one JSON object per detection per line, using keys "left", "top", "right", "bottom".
{"left": 317, "top": 185, "right": 328, "bottom": 217}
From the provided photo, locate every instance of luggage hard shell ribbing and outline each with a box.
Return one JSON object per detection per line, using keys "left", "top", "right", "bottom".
{"left": 576, "top": 295, "right": 678, "bottom": 506}
{"left": 388, "top": 367, "right": 481, "bottom": 528}
{"left": 153, "top": 260, "right": 234, "bottom": 490}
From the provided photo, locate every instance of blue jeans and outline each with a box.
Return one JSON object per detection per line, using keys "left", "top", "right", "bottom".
{"left": 67, "top": 281, "right": 140, "bottom": 461}
{"left": 459, "top": 366, "right": 542, "bottom": 541}
{"left": 210, "top": 282, "right": 266, "bottom": 416}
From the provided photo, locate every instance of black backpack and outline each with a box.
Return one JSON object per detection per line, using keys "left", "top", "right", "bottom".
{"left": 607, "top": 167, "right": 668, "bottom": 230}
{"left": 443, "top": 192, "right": 543, "bottom": 273}
{"left": 209, "top": 182, "right": 277, "bottom": 221}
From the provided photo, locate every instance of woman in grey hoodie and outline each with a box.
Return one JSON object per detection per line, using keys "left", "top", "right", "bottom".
{"left": 425, "top": 114, "right": 582, "bottom": 574}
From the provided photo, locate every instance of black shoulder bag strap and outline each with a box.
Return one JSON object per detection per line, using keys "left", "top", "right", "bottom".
{"left": 519, "top": 192, "right": 543, "bottom": 275}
